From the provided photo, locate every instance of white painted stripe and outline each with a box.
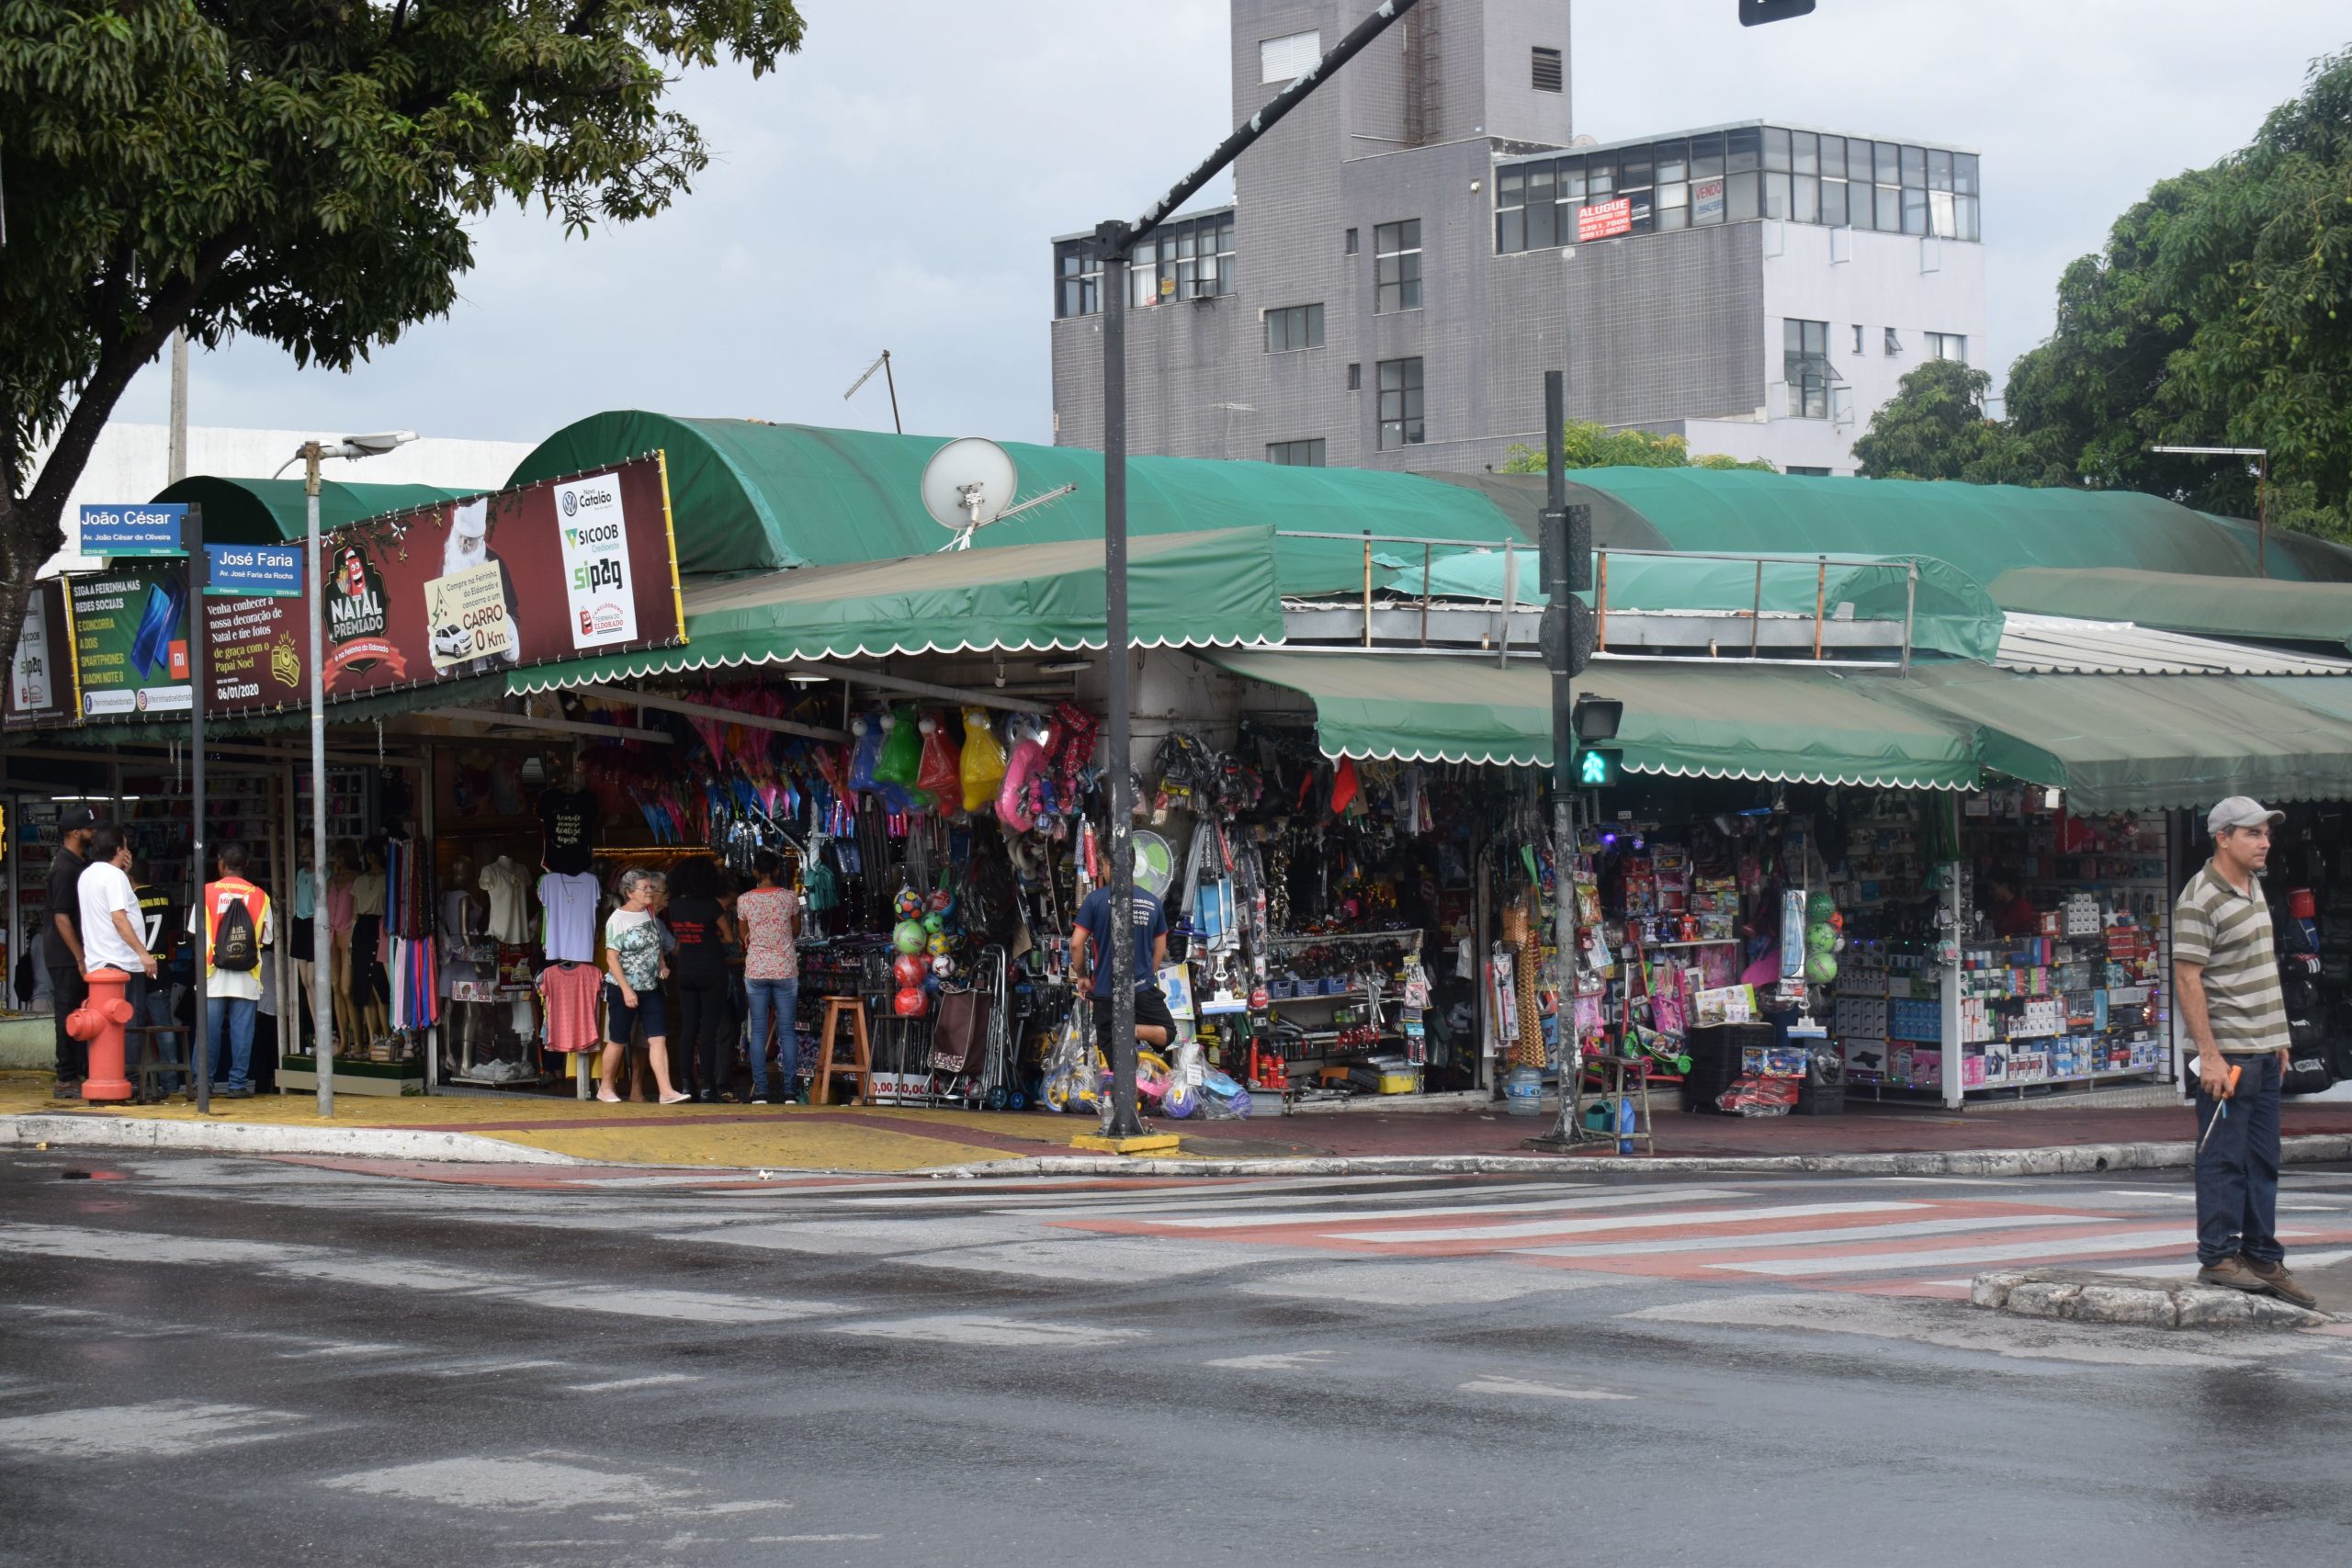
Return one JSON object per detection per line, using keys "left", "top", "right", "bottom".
{"left": 1327, "top": 1201, "right": 1919, "bottom": 1245}
{"left": 845, "top": 1175, "right": 1441, "bottom": 1209}
{"left": 0, "top": 1401, "right": 312, "bottom": 1458}
{"left": 1459, "top": 1375, "right": 1634, "bottom": 1402}
{"left": 1515, "top": 1213, "right": 2106, "bottom": 1258}
{"left": 513, "top": 1287, "right": 842, "bottom": 1323}
{"left": 1125, "top": 1186, "right": 1750, "bottom": 1231}
{"left": 826, "top": 1315, "right": 1144, "bottom": 1348}
{"left": 564, "top": 1374, "right": 702, "bottom": 1393}
{"left": 1712, "top": 1227, "right": 2250, "bottom": 1277}
{"left": 2007, "top": 1247, "right": 2352, "bottom": 1283}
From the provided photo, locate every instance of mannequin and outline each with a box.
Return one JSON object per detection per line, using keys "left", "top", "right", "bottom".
{"left": 325, "top": 847, "right": 358, "bottom": 1055}
{"left": 442, "top": 854, "right": 486, "bottom": 1067}
{"left": 351, "top": 843, "right": 390, "bottom": 1045}
{"left": 481, "top": 853, "right": 530, "bottom": 945}
{"left": 290, "top": 840, "right": 318, "bottom": 1054}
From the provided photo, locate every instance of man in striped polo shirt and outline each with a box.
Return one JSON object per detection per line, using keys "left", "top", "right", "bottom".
{"left": 2173, "top": 796, "right": 2317, "bottom": 1308}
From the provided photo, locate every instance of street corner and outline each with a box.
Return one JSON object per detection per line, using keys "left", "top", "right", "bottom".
{"left": 1972, "top": 1267, "right": 2336, "bottom": 1330}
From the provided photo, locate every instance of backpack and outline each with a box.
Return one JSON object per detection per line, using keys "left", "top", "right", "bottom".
{"left": 213, "top": 897, "right": 259, "bottom": 974}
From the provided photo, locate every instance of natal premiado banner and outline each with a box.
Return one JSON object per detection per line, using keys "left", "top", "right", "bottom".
{"left": 202, "top": 450, "right": 684, "bottom": 716}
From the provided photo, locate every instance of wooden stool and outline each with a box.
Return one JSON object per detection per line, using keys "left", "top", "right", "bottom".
{"left": 1569, "top": 1053, "right": 1657, "bottom": 1155}
{"left": 812, "top": 996, "right": 873, "bottom": 1106}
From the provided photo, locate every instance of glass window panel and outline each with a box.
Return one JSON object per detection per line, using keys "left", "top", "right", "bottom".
{"left": 1587, "top": 152, "right": 1614, "bottom": 195}
{"left": 1620, "top": 149, "right": 1653, "bottom": 189}
{"left": 1726, "top": 171, "right": 1758, "bottom": 221}
{"left": 1928, "top": 148, "right": 1953, "bottom": 191}
{"left": 1307, "top": 304, "right": 1323, "bottom": 347}
{"left": 1527, "top": 164, "right": 1554, "bottom": 202}
{"left": 1820, "top": 177, "right": 1847, "bottom": 228}
{"left": 1817, "top": 135, "right": 1843, "bottom": 177}
{"left": 1690, "top": 134, "right": 1724, "bottom": 180}
{"left": 1657, "top": 202, "right": 1688, "bottom": 231}
{"left": 1560, "top": 199, "right": 1583, "bottom": 237}
{"left": 1876, "top": 183, "right": 1903, "bottom": 231}
{"left": 1657, "top": 180, "right": 1689, "bottom": 209}
{"left": 1762, "top": 126, "right": 1791, "bottom": 172}
{"left": 1561, "top": 158, "right": 1586, "bottom": 199}
{"left": 1958, "top": 193, "right": 1981, "bottom": 241}
{"left": 1792, "top": 175, "right": 1819, "bottom": 223}
{"left": 1176, "top": 230, "right": 1195, "bottom": 259}
{"left": 1401, "top": 270, "right": 1420, "bottom": 310}
{"left": 1902, "top": 186, "right": 1928, "bottom": 234}
{"left": 1762, "top": 172, "right": 1790, "bottom": 219}
{"left": 1954, "top": 152, "right": 1980, "bottom": 197}
{"left": 1497, "top": 209, "right": 1525, "bottom": 252}
{"left": 1792, "top": 130, "right": 1818, "bottom": 176}
{"left": 1498, "top": 165, "right": 1523, "bottom": 207}
{"left": 1629, "top": 195, "right": 1655, "bottom": 234}
{"left": 1527, "top": 197, "right": 1555, "bottom": 249}
{"left": 1401, "top": 219, "right": 1420, "bottom": 249}
{"left": 1901, "top": 145, "right": 1927, "bottom": 187}
{"left": 1930, "top": 189, "right": 1955, "bottom": 237}
{"left": 1727, "top": 127, "right": 1761, "bottom": 173}
{"left": 1875, "top": 141, "right": 1900, "bottom": 185}
{"left": 1654, "top": 141, "right": 1688, "bottom": 183}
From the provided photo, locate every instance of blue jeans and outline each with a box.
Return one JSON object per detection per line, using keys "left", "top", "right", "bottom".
{"left": 145, "top": 985, "right": 187, "bottom": 1093}
{"left": 746, "top": 978, "right": 799, "bottom": 1098}
{"left": 209, "top": 996, "right": 258, "bottom": 1091}
{"left": 2194, "top": 1052, "right": 2283, "bottom": 1265}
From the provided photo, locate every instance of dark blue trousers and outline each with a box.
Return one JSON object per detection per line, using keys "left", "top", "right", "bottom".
{"left": 2193, "top": 1053, "right": 2283, "bottom": 1266}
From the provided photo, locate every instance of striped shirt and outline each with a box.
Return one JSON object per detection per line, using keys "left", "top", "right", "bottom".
{"left": 2173, "top": 863, "right": 2287, "bottom": 1054}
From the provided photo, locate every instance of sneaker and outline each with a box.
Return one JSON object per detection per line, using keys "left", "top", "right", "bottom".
{"left": 2243, "top": 1257, "right": 2322, "bottom": 1311}
{"left": 220, "top": 1085, "right": 255, "bottom": 1099}
{"left": 2197, "top": 1256, "right": 2269, "bottom": 1293}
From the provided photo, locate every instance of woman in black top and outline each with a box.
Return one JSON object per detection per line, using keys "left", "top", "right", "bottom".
{"left": 664, "top": 856, "right": 738, "bottom": 1101}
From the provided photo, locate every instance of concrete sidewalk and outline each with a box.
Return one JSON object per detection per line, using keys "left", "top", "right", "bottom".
{"left": 8, "top": 1068, "right": 2352, "bottom": 1175}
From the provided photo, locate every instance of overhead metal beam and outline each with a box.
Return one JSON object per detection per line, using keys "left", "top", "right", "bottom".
{"left": 777, "top": 663, "right": 1050, "bottom": 716}
{"left": 418, "top": 706, "right": 671, "bottom": 744}
{"left": 586, "top": 687, "right": 851, "bottom": 743}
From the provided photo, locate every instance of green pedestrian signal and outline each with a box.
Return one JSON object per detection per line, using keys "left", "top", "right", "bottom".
{"left": 1576, "top": 747, "right": 1620, "bottom": 787}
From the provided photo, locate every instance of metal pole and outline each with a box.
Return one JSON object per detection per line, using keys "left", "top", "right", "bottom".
{"left": 1539, "top": 371, "right": 1579, "bottom": 1143}
{"left": 167, "top": 332, "right": 189, "bottom": 485}
{"left": 881, "top": 351, "right": 903, "bottom": 436}
{"left": 2256, "top": 453, "right": 2268, "bottom": 580}
{"left": 307, "top": 445, "right": 334, "bottom": 1117}
{"left": 188, "top": 506, "right": 209, "bottom": 1113}
{"left": 1098, "top": 237, "right": 1142, "bottom": 1141}
{"left": 1361, "top": 532, "right": 1374, "bottom": 649}
{"left": 1901, "top": 559, "right": 1917, "bottom": 677}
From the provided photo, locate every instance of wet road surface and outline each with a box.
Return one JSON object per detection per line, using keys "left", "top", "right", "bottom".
{"left": 4, "top": 1152, "right": 2350, "bottom": 1567}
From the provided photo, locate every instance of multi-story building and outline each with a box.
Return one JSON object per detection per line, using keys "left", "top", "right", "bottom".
{"left": 1047, "top": 1, "right": 1984, "bottom": 477}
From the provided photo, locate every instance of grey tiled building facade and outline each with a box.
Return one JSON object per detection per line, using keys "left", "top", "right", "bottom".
{"left": 1049, "top": 1, "right": 1985, "bottom": 478}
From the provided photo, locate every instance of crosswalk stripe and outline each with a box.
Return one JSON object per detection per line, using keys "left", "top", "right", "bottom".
{"left": 1514, "top": 1213, "right": 2107, "bottom": 1258}
{"left": 1709, "top": 1226, "right": 2235, "bottom": 1277}
{"left": 1111, "top": 1186, "right": 1749, "bottom": 1232}
{"left": 1324, "top": 1201, "right": 1919, "bottom": 1245}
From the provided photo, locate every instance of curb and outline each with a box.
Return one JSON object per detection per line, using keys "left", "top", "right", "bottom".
{"left": 919, "top": 1133, "right": 2352, "bottom": 1180}
{"left": 1973, "top": 1267, "right": 2335, "bottom": 1329}
{"left": 2, "top": 1114, "right": 582, "bottom": 1167}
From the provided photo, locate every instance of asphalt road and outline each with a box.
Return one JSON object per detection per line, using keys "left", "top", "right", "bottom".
{"left": 4, "top": 1153, "right": 2350, "bottom": 1568}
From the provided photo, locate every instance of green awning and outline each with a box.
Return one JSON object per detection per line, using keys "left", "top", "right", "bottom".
{"left": 1988, "top": 567, "right": 2352, "bottom": 652}
{"left": 1889, "top": 665, "right": 2352, "bottom": 811}
{"left": 505, "top": 412, "right": 1525, "bottom": 588}
{"left": 511, "top": 525, "right": 1283, "bottom": 694}
{"left": 1383, "top": 549, "right": 2003, "bottom": 663}
{"left": 1208, "top": 651, "right": 1989, "bottom": 789}
{"left": 152, "top": 476, "right": 475, "bottom": 546}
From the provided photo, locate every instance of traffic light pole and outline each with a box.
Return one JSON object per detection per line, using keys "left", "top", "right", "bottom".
{"left": 1093, "top": 0, "right": 1420, "bottom": 1140}
{"left": 1539, "top": 371, "right": 1595, "bottom": 1146}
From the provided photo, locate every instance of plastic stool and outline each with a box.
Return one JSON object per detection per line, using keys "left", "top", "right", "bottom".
{"left": 812, "top": 996, "right": 873, "bottom": 1106}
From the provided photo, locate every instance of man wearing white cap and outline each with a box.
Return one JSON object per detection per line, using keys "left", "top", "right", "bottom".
{"left": 2172, "top": 796, "right": 2317, "bottom": 1308}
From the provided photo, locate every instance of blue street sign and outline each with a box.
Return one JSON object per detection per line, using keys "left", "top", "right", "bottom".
{"left": 78, "top": 502, "right": 187, "bottom": 558}
{"left": 204, "top": 542, "right": 305, "bottom": 599}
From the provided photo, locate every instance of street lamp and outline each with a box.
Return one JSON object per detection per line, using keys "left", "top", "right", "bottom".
{"left": 2151, "top": 445, "right": 2269, "bottom": 577}
{"left": 279, "top": 431, "right": 417, "bottom": 1116}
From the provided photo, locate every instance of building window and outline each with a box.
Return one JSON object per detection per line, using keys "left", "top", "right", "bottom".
{"left": 1376, "top": 357, "right": 1424, "bottom": 449}
{"left": 1261, "top": 29, "right": 1319, "bottom": 84}
{"left": 1267, "top": 439, "right": 1327, "bottom": 468}
{"left": 1344, "top": 227, "right": 1359, "bottom": 255}
{"left": 1054, "top": 240, "right": 1100, "bottom": 319}
{"left": 1784, "top": 320, "right": 1830, "bottom": 419}
{"left": 1851, "top": 324, "right": 1864, "bottom": 355}
{"left": 1374, "top": 220, "right": 1422, "bottom": 312}
{"left": 1926, "top": 332, "right": 1967, "bottom": 363}
{"left": 1127, "top": 211, "right": 1236, "bottom": 306}
{"left": 1264, "top": 303, "right": 1325, "bottom": 353}
{"left": 1346, "top": 362, "right": 1363, "bottom": 391}
{"left": 1531, "top": 46, "right": 1563, "bottom": 93}
{"left": 1787, "top": 466, "right": 1832, "bottom": 477}
{"left": 1883, "top": 326, "right": 1902, "bottom": 356}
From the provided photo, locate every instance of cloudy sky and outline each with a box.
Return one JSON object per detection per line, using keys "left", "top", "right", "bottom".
{"left": 111, "top": 0, "right": 2352, "bottom": 450}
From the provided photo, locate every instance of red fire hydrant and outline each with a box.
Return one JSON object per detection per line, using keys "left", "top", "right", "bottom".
{"left": 66, "top": 968, "right": 138, "bottom": 1103}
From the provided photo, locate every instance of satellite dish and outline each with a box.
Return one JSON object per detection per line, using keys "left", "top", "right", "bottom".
{"left": 922, "top": 437, "right": 1020, "bottom": 536}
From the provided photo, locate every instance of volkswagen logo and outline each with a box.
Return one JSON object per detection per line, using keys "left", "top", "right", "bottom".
{"left": 560, "top": 491, "right": 578, "bottom": 517}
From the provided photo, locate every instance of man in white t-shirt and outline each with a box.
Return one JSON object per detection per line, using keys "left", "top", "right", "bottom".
{"left": 76, "top": 826, "right": 156, "bottom": 1027}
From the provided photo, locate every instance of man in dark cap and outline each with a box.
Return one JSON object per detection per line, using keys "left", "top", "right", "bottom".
{"left": 43, "top": 807, "right": 97, "bottom": 1098}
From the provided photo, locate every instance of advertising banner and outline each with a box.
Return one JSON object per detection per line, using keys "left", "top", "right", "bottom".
{"left": 200, "top": 450, "right": 682, "bottom": 716}
{"left": 1577, "top": 197, "right": 1634, "bottom": 243}
{"left": 1692, "top": 178, "right": 1725, "bottom": 224}
{"left": 71, "top": 565, "right": 193, "bottom": 717}
{"left": 3, "top": 581, "right": 77, "bottom": 730}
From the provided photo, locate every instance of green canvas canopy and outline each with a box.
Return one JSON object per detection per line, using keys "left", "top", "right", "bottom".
{"left": 1987, "top": 568, "right": 2352, "bottom": 652}
{"left": 152, "top": 475, "right": 474, "bottom": 546}
{"left": 1208, "top": 650, "right": 1988, "bottom": 789}
{"left": 506, "top": 412, "right": 1523, "bottom": 589}
{"left": 510, "top": 525, "right": 1283, "bottom": 695}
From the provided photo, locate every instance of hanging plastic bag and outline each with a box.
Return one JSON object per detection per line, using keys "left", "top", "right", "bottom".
{"left": 874, "top": 705, "right": 922, "bottom": 786}
{"left": 960, "top": 705, "right": 1007, "bottom": 812}
{"left": 916, "top": 711, "right": 961, "bottom": 802}
{"left": 999, "top": 717, "right": 1047, "bottom": 833}
{"left": 848, "top": 712, "right": 886, "bottom": 793}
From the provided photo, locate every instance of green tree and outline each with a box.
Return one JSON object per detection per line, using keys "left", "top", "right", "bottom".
{"left": 0, "top": 1, "right": 806, "bottom": 656}
{"left": 1499, "top": 420, "right": 1776, "bottom": 474}
{"left": 2006, "top": 47, "right": 2352, "bottom": 539}
{"left": 1852, "top": 357, "right": 2073, "bottom": 485}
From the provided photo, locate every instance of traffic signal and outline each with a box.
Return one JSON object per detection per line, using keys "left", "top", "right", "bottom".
{"left": 1740, "top": 1, "right": 1816, "bottom": 24}
{"left": 1576, "top": 747, "right": 1622, "bottom": 788}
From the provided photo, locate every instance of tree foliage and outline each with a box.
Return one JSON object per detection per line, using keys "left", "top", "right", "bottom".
{"left": 0, "top": 0, "right": 806, "bottom": 652}
{"left": 1852, "top": 358, "right": 2074, "bottom": 486}
{"left": 1499, "top": 420, "right": 1776, "bottom": 475}
{"left": 2004, "top": 46, "right": 2352, "bottom": 539}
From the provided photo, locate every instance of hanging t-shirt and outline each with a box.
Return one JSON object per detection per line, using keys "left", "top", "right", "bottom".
{"left": 737, "top": 886, "right": 799, "bottom": 981}
{"left": 480, "top": 859, "right": 530, "bottom": 944}
{"left": 539, "top": 788, "right": 599, "bottom": 876}
{"left": 537, "top": 871, "right": 601, "bottom": 964}
{"left": 665, "top": 895, "right": 728, "bottom": 980}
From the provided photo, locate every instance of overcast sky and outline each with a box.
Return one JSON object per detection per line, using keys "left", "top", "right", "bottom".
{"left": 109, "top": 0, "right": 2352, "bottom": 452}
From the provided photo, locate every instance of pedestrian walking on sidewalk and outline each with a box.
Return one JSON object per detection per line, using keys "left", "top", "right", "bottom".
{"left": 2173, "top": 797, "right": 2320, "bottom": 1309}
